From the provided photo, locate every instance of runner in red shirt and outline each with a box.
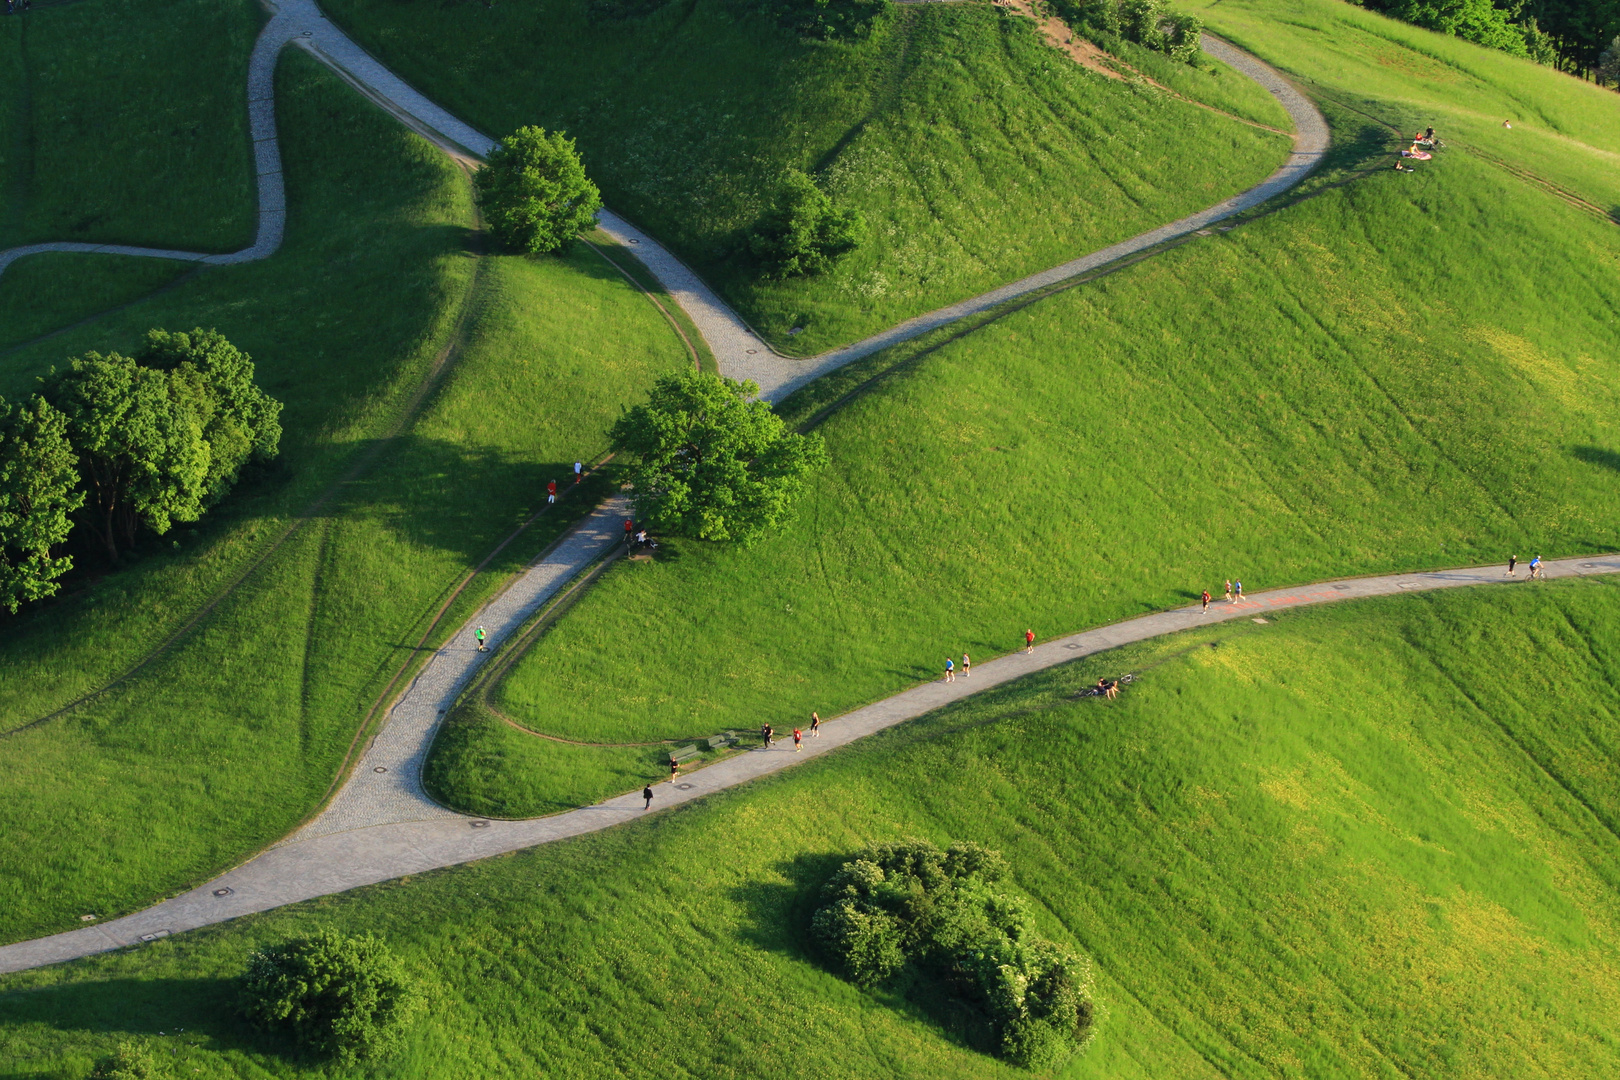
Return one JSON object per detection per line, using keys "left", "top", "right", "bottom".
{"left": 1025, "top": 628, "right": 1035, "bottom": 654}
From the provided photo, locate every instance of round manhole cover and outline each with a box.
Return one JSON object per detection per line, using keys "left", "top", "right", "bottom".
{"left": 470, "top": 820, "right": 491, "bottom": 828}
{"left": 214, "top": 887, "right": 234, "bottom": 898}
{"left": 629, "top": 238, "right": 641, "bottom": 244}
{"left": 676, "top": 783, "right": 694, "bottom": 790}
{"left": 374, "top": 766, "right": 387, "bottom": 773}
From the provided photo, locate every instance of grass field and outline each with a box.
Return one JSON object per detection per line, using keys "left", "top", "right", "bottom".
{"left": 321, "top": 0, "right": 1289, "bottom": 353}
{"left": 0, "top": 254, "right": 189, "bottom": 353}
{"left": 435, "top": 77, "right": 1620, "bottom": 816}
{"left": 0, "top": 0, "right": 259, "bottom": 254}
{"left": 1187, "top": 0, "right": 1620, "bottom": 212}
{"left": 0, "top": 44, "right": 690, "bottom": 947}
{"left": 5, "top": 579, "right": 1620, "bottom": 1077}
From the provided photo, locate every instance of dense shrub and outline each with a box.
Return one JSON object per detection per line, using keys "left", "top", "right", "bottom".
{"left": 0, "top": 395, "right": 81, "bottom": 612}
{"left": 755, "top": 0, "right": 888, "bottom": 41}
{"left": 239, "top": 929, "right": 423, "bottom": 1064}
{"left": 90, "top": 1040, "right": 169, "bottom": 1080}
{"left": 1354, "top": 0, "right": 1575, "bottom": 64}
{"left": 749, "top": 169, "right": 866, "bottom": 279}
{"left": 810, "top": 840, "right": 1095, "bottom": 1069}
{"left": 474, "top": 127, "right": 603, "bottom": 255}
{"left": 1055, "top": 0, "right": 1203, "bottom": 63}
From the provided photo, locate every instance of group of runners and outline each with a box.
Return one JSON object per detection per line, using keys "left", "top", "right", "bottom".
{"left": 1199, "top": 580, "right": 1249, "bottom": 612}
{"left": 622, "top": 518, "right": 655, "bottom": 550}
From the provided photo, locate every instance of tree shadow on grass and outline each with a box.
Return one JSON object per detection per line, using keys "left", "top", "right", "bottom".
{"left": 726, "top": 852, "right": 1004, "bottom": 1060}
{"left": 1572, "top": 445, "right": 1620, "bottom": 474}
{"left": 0, "top": 975, "right": 287, "bottom": 1062}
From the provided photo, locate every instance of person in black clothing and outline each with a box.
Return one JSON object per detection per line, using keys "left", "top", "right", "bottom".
{"left": 1507, "top": 554, "right": 1517, "bottom": 577}
{"left": 764, "top": 724, "right": 775, "bottom": 747}
{"left": 669, "top": 756, "right": 680, "bottom": 779}
{"left": 643, "top": 785, "right": 654, "bottom": 809}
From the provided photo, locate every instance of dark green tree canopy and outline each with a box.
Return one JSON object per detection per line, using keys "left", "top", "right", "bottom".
{"left": 38, "top": 327, "right": 281, "bottom": 565}
{"left": 0, "top": 395, "right": 83, "bottom": 613}
{"left": 811, "top": 840, "right": 1095, "bottom": 1069}
{"left": 474, "top": 126, "right": 603, "bottom": 255}
{"left": 609, "top": 371, "right": 830, "bottom": 543}
{"left": 749, "top": 169, "right": 867, "bottom": 279}
{"left": 239, "top": 929, "right": 423, "bottom": 1064}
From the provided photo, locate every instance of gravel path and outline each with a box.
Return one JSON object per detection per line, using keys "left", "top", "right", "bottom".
{"left": 0, "top": 2, "right": 1339, "bottom": 974}
{"left": 4, "top": 553, "right": 1616, "bottom": 974}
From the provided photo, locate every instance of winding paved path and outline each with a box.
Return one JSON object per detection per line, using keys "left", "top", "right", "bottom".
{"left": 0, "top": 2, "right": 1325, "bottom": 407}
{"left": 0, "top": 0, "right": 1345, "bottom": 973}
{"left": 4, "top": 554, "right": 1616, "bottom": 974}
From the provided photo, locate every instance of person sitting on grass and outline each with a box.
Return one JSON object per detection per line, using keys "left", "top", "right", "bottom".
{"left": 1105, "top": 679, "right": 1119, "bottom": 699}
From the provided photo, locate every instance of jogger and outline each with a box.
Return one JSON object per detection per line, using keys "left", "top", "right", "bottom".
{"left": 793, "top": 728, "right": 803, "bottom": 751}
{"left": 1201, "top": 590, "right": 1211, "bottom": 613}
{"left": 962, "top": 652, "right": 970, "bottom": 677}
{"left": 1025, "top": 629, "right": 1035, "bottom": 654}
{"left": 944, "top": 658, "right": 955, "bottom": 683}
{"left": 1507, "top": 554, "right": 1517, "bottom": 576}
{"left": 810, "top": 711, "right": 820, "bottom": 737}
{"left": 475, "top": 626, "right": 487, "bottom": 652}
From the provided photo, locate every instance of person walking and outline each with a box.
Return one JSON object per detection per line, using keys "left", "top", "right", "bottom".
{"left": 1201, "top": 589, "right": 1211, "bottom": 613}
{"left": 1506, "top": 554, "right": 1517, "bottom": 576}
{"left": 810, "top": 711, "right": 820, "bottom": 737}
{"left": 962, "top": 652, "right": 971, "bottom": 678}
{"left": 475, "top": 626, "right": 487, "bottom": 652}
{"left": 944, "top": 657, "right": 955, "bottom": 683}
{"left": 793, "top": 728, "right": 803, "bottom": 752}
{"left": 1025, "top": 629, "right": 1035, "bottom": 654}
{"left": 547, "top": 479, "right": 557, "bottom": 505}
{"left": 760, "top": 723, "right": 771, "bottom": 747}
{"left": 573, "top": 461, "right": 584, "bottom": 484}
{"left": 1224, "top": 580, "right": 1234, "bottom": 603}
{"left": 624, "top": 518, "right": 635, "bottom": 545}
{"left": 643, "top": 785, "right": 654, "bottom": 809}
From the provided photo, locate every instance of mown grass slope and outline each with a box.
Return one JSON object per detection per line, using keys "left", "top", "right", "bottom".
{"left": 322, "top": 0, "right": 1289, "bottom": 352}
{"left": 0, "top": 47, "right": 690, "bottom": 946}
{"left": 441, "top": 74, "right": 1620, "bottom": 813}
{"left": 0, "top": 0, "right": 259, "bottom": 253}
{"left": 6, "top": 579, "right": 1620, "bottom": 1078}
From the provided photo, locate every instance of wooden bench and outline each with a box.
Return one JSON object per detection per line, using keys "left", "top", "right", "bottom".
{"left": 669, "top": 744, "right": 701, "bottom": 764}
{"left": 706, "top": 732, "right": 739, "bottom": 750}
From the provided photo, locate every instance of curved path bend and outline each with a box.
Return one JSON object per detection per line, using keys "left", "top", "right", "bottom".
{"left": 0, "top": 2, "right": 1326, "bottom": 407}
{"left": 0, "top": 1, "right": 1342, "bottom": 973}
{"left": 3, "top": 554, "right": 1617, "bottom": 974}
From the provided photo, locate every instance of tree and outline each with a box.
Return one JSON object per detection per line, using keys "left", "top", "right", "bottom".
{"left": 0, "top": 395, "right": 83, "bottom": 613}
{"left": 138, "top": 328, "right": 283, "bottom": 507}
{"left": 43, "top": 351, "right": 212, "bottom": 563}
{"left": 474, "top": 126, "right": 603, "bottom": 255}
{"left": 239, "top": 929, "right": 423, "bottom": 1064}
{"left": 1599, "top": 33, "right": 1620, "bottom": 84}
{"left": 609, "top": 371, "right": 830, "bottom": 543}
{"left": 749, "top": 169, "right": 866, "bottom": 279}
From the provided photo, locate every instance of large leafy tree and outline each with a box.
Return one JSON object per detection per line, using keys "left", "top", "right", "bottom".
{"left": 474, "top": 126, "right": 603, "bottom": 255}
{"left": 138, "top": 327, "right": 283, "bottom": 507}
{"left": 609, "top": 371, "right": 830, "bottom": 543}
{"left": 45, "top": 350, "right": 212, "bottom": 562}
{"left": 0, "top": 395, "right": 83, "bottom": 612}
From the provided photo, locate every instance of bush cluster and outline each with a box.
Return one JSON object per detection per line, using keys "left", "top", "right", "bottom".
{"left": 754, "top": 0, "right": 888, "bottom": 42}
{"left": 1354, "top": 0, "right": 1562, "bottom": 65}
{"left": 1054, "top": 0, "right": 1204, "bottom": 63}
{"left": 749, "top": 169, "right": 867, "bottom": 280}
{"left": 0, "top": 328, "right": 282, "bottom": 612}
{"left": 90, "top": 1039, "right": 169, "bottom": 1080}
{"left": 238, "top": 929, "right": 423, "bottom": 1064}
{"left": 811, "top": 840, "right": 1095, "bottom": 1069}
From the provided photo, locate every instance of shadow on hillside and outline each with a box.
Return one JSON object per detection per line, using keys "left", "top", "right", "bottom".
{"left": 309, "top": 433, "right": 610, "bottom": 568}
{"left": 1572, "top": 445, "right": 1620, "bottom": 474}
{"left": 0, "top": 974, "right": 288, "bottom": 1061}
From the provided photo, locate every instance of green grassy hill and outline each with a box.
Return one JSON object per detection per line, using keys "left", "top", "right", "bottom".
{"left": 322, "top": 0, "right": 1291, "bottom": 352}
{"left": 6, "top": 579, "right": 1620, "bottom": 1077}
{"left": 434, "top": 15, "right": 1620, "bottom": 814}
{"left": 0, "top": 44, "right": 691, "bottom": 945}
